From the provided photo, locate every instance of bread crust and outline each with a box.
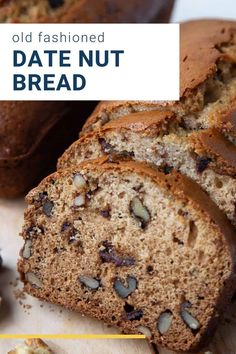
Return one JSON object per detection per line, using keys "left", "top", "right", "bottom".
{"left": 104, "top": 110, "right": 176, "bottom": 134}
{"left": 180, "top": 19, "right": 236, "bottom": 97}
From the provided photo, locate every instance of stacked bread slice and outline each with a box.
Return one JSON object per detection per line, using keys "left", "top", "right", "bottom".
{"left": 19, "top": 20, "right": 236, "bottom": 353}
{"left": 58, "top": 110, "right": 236, "bottom": 227}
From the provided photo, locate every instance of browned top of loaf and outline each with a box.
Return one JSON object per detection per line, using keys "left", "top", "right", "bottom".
{"left": 76, "top": 110, "right": 176, "bottom": 147}
{"left": 81, "top": 100, "right": 163, "bottom": 133}
{"left": 180, "top": 19, "right": 236, "bottom": 97}
{"left": 104, "top": 110, "right": 176, "bottom": 133}
{"left": 36, "top": 157, "right": 236, "bottom": 266}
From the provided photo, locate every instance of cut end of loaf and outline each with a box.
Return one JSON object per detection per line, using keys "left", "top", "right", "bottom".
{"left": 19, "top": 160, "right": 236, "bottom": 352}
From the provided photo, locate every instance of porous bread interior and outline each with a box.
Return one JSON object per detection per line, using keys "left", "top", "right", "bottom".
{"left": 183, "top": 62, "right": 236, "bottom": 131}
{"left": 83, "top": 60, "right": 236, "bottom": 135}
{"left": 0, "top": 0, "right": 75, "bottom": 22}
{"left": 20, "top": 167, "right": 233, "bottom": 352}
{"left": 60, "top": 129, "right": 236, "bottom": 227}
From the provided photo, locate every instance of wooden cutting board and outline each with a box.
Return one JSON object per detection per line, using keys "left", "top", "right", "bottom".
{"left": 0, "top": 198, "right": 236, "bottom": 354}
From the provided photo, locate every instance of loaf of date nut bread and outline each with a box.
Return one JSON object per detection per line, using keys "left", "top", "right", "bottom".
{"left": 81, "top": 20, "right": 236, "bottom": 138}
{"left": 58, "top": 110, "right": 236, "bottom": 227}
{"left": 19, "top": 159, "right": 236, "bottom": 353}
{"left": 0, "top": 0, "right": 174, "bottom": 23}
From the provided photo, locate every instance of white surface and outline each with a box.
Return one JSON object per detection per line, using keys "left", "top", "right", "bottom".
{"left": 172, "top": 0, "right": 236, "bottom": 22}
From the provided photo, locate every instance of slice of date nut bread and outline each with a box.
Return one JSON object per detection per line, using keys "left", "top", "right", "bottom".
{"left": 81, "top": 20, "right": 236, "bottom": 141}
{"left": 58, "top": 111, "right": 236, "bottom": 227}
{"left": 19, "top": 159, "right": 236, "bottom": 353}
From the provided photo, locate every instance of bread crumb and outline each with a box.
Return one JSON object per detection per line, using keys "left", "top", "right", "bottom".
{"left": 8, "top": 338, "right": 53, "bottom": 354}
{"left": 14, "top": 289, "right": 26, "bottom": 301}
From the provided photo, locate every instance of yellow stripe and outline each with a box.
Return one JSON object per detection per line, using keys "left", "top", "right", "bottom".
{"left": 0, "top": 334, "right": 145, "bottom": 340}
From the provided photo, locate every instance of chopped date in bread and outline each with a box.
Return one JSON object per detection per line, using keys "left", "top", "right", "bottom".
{"left": 61, "top": 221, "right": 72, "bottom": 232}
{"left": 26, "top": 225, "right": 44, "bottom": 238}
{"left": 98, "top": 138, "right": 134, "bottom": 159}
{"left": 123, "top": 307, "right": 143, "bottom": 321}
{"left": 99, "top": 241, "right": 135, "bottom": 267}
{"left": 119, "top": 150, "right": 135, "bottom": 158}
{"left": 196, "top": 157, "right": 212, "bottom": 174}
{"left": 162, "top": 165, "right": 174, "bottom": 175}
{"left": 146, "top": 265, "right": 154, "bottom": 274}
{"left": 61, "top": 222, "right": 80, "bottom": 244}
{"left": 48, "top": 0, "right": 64, "bottom": 9}
{"left": 35, "top": 192, "right": 54, "bottom": 216}
{"left": 100, "top": 209, "right": 111, "bottom": 218}
{"left": 99, "top": 138, "right": 115, "bottom": 154}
